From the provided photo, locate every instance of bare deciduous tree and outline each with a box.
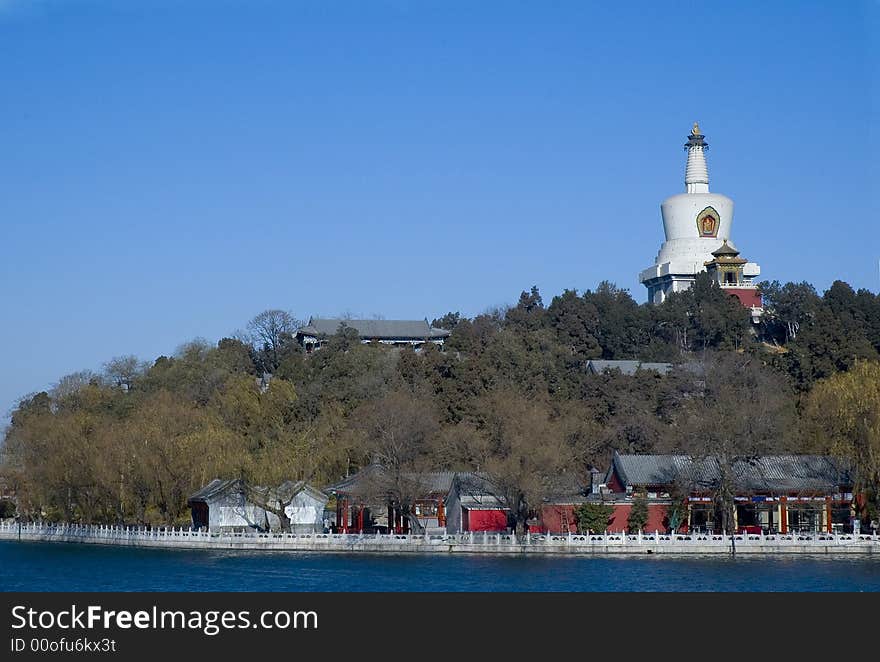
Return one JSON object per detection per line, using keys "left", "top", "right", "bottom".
{"left": 51, "top": 371, "right": 101, "bottom": 400}
{"left": 104, "top": 355, "right": 147, "bottom": 391}
{"left": 451, "top": 389, "right": 577, "bottom": 534}
{"left": 246, "top": 309, "right": 302, "bottom": 373}
{"left": 350, "top": 390, "right": 441, "bottom": 532}
{"left": 674, "top": 352, "right": 797, "bottom": 533}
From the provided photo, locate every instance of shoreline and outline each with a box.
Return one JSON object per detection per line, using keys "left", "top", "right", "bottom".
{"left": 2, "top": 523, "right": 879, "bottom": 556}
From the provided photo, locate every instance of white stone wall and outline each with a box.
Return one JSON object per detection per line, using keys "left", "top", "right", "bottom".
{"left": 206, "top": 490, "right": 326, "bottom": 532}
{"left": 210, "top": 503, "right": 267, "bottom": 531}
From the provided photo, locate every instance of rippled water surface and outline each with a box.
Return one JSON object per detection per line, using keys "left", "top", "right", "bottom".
{"left": 2, "top": 541, "right": 879, "bottom": 591}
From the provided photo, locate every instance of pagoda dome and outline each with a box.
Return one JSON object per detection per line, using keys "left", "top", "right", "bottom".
{"left": 639, "top": 123, "right": 761, "bottom": 306}
{"left": 654, "top": 123, "right": 736, "bottom": 268}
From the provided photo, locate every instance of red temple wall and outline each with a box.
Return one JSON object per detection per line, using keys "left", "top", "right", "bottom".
{"left": 726, "top": 288, "right": 762, "bottom": 309}
{"left": 606, "top": 504, "right": 669, "bottom": 533}
{"left": 465, "top": 509, "right": 508, "bottom": 532}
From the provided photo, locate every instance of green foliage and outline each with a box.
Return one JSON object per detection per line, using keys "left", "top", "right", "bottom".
{"left": 761, "top": 280, "right": 879, "bottom": 391}
{"left": 665, "top": 500, "right": 687, "bottom": 534}
{"left": 574, "top": 503, "right": 613, "bottom": 534}
{"left": 652, "top": 272, "right": 751, "bottom": 354}
{"left": 0, "top": 499, "right": 16, "bottom": 519}
{"left": 432, "top": 312, "right": 462, "bottom": 331}
{"left": 759, "top": 280, "right": 821, "bottom": 345}
{"left": 664, "top": 479, "right": 689, "bottom": 533}
{"left": 3, "top": 279, "right": 879, "bottom": 527}
{"left": 627, "top": 491, "right": 649, "bottom": 532}
{"left": 546, "top": 289, "right": 602, "bottom": 359}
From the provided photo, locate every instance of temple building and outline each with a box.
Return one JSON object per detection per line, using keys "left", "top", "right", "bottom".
{"left": 295, "top": 318, "right": 451, "bottom": 353}
{"left": 324, "top": 465, "right": 511, "bottom": 535}
{"left": 597, "top": 453, "right": 854, "bottom": 535}
{"left": 532, "top": 453, "right": 855, "bottom": 535}
{"left": 639, "top": 123, "right": 762, "bottom": 319}
{"left": 704, "top": 240, "right": 763, "bottom": 311}
{"left": 188, "top": 479, "right": 328, "bottom": 533}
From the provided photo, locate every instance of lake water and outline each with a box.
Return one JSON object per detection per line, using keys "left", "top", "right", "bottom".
{"left": 3, "top": 541, "right": 880, "bottom": 592}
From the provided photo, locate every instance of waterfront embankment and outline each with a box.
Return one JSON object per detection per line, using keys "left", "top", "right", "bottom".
{"left": 1, "top": 521, "right": 878, "bottom": 555}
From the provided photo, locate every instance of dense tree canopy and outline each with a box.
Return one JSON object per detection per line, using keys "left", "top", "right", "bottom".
{"left": 2, "top": 278, "right": 878, "bottom": 526}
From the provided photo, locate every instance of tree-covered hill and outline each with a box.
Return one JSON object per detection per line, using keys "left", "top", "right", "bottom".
{"left": 2, "top": 275, "right": 878, "bottom": 528}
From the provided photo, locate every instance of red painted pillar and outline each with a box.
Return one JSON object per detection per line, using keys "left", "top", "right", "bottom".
{"left": 342, "top": 499, "right": 349, "bottom": 533}
{"left": 780, "top": 496, "right": 788, "bottom": 534}
{"left": 438, "top": 498, "right": 445, "bottom": 528}
{"left": 826, "top": 496, "right": 833, "bottom": 533}
{"left": 357, "top": 505, "right": 364, "bottom": 532}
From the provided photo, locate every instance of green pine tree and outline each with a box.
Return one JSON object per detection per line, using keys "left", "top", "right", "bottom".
{"left": 628, "top": 491, "right": 649, "bottom": 533}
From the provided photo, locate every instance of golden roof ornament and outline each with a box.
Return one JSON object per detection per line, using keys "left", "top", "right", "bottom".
{"left": 684, "top": 120, "right": 707, "bottom": 150}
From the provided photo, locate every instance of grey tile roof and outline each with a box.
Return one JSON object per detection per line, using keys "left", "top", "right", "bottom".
{"left": 298, "top": 318, "right": 450, "bottom": 340}
{"left": 545, "top": 473, "right": 590, "bottom": 500}
{"left": 325, "top": 465, "right": 459, "bottom": 496}
{"left": 610, "top": 452, "right": 852, "bottom": 494}
{"left": 276, "top": 480, "right": 330, "bottom": 504}
{"left": 460, "top": 495, "right": 506, "bottom": 509}
{"left": 711, "top": 240, "right": 741, "bottom": 257}
{"left": 639, "top": 362, "right": 675, "bottom": 373}
{"left": 586, "top": 360, "right": 707, "bottom": 377}
{"left": 454, "top": 472, "right": 495, "bottom": 494}
{"left": 326, "top": 467, "right": 589, "bottom": 504}
{"left": 586, "top": 360, "right": 673, "bottom": 375}
{"left": 416, "top": 472, "right": 459, "bottom": 494}
{"left": 188, "top": 478, "right": 241, "bottom": 503}
{"left": 188, "top": 478, "right": 327, "bottom": 504}
{"left": 324, "top": 463, "right": 385, "bottom": 494}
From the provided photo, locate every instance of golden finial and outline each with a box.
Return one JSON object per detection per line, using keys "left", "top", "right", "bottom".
{"left": 692, "top": 121, "right": 701, "bottom": 135}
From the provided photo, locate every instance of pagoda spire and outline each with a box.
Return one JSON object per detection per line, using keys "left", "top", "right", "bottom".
{"left": 684, "top": 122, "right": 709, "bottom": 194}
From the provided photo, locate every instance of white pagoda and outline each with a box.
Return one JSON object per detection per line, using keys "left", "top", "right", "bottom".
{"left": 639, "top": 123, "right": 761, "bottom": 316}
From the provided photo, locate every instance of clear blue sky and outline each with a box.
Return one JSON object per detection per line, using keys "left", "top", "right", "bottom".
{"left": 0, "top": 0, "right": 876, "bottom": 422}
